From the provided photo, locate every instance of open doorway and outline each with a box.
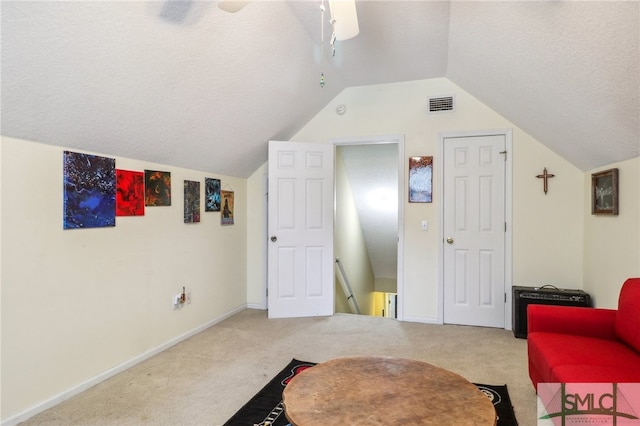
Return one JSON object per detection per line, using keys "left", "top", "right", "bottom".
{"left": 333, "top": 137, "right": 403, "bottom": 319}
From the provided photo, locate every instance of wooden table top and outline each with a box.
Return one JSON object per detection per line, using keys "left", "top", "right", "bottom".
{"left": 282, "top": 356, "right": 496, "bottom": 426}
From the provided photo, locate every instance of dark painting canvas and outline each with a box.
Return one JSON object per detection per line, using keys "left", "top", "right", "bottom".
{"left": 205, "top": 177, "right": 221, "bottom": 212}
{"left": 184, "top": 180, "right": 200, "bottom": 223}
{"left": 63, "top": 151, "right": 116, "bottom": 229}
{"left": 145, "top": 170, "right": 171, "bottom": 206}
{"left": 116, "top": 169, "right": 145, "bottom": 216}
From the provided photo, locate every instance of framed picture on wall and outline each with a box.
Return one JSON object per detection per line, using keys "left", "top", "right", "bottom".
{"left": 116, "top": 169, "right": 145, "bottom": 216}
{"left": 221, "top": 190, "right": 234, "bottom": 225}
{"left": 408, "top": 156, "right": 433, "bottom": 203}
{"left": 63, "top": 151, "right": 116, "bottom": 229}
{"left": 145, "top": 170, "right": 171, "bottom": 206}
{"left": 205, "top": 177, "right": 221, "bottom": 212}
{"left": 183, "top": 180, "right": 201, "bottom": 223}
{"left": 591, "top": 168, "right": 618, "bottom": 215}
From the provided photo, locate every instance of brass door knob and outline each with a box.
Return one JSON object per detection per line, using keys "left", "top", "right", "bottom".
{"left": 446, "top": 237, "right": 454, "bottom": 244}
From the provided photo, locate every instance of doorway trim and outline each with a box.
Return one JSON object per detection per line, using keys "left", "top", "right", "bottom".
{"left": 437, "top": 129, "right": 513, "bottom": 330}
{"left": 331, "top": 134, "right": 405, "bottom": 321}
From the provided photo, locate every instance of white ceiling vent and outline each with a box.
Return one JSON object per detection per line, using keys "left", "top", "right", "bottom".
{"left": 428, "top": 95, "right": 455, "bottom": 113}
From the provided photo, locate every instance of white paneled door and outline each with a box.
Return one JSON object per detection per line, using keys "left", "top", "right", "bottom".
{"left": 267, "top": 141, "right": 334, "bottom": 318}
{"left": 443, "top": 134, "right": 506, "bottom": 328}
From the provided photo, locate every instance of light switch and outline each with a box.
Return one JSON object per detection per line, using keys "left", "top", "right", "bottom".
{"left": 421, "top": 220, "right": 428, "bottom": 231}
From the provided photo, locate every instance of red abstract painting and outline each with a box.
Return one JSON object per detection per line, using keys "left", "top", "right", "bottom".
{"left": 116, "top": 169, "right": 145, "bottom": 216}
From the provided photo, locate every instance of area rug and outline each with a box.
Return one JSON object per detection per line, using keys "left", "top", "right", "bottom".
{"left": 223, "top": 358, "right": 518, "bottom": 426}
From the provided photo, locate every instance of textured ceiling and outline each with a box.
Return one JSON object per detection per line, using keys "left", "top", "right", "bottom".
{"left": 2, "top": 1, "right": 639, "bottom": 177}
{"left": 447, "top": 1, "right": 640, "bottom": 171}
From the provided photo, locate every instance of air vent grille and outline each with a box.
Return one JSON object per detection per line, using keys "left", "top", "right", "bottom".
{"left": 428, "top": 95, "right": 455, "bottom": 113}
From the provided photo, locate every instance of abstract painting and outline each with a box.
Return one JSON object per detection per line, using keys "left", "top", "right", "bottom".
{"left": 184, "top": 180, "right": 201, "bottom": 223}
{"left": 221, "top": 190, "right": 234, "bottom": 225}
{"left": 116, "top": 169, "right": 145, "bottom": 216}
{"left": 145, "top": 170, "right": 171, "bottom": 206}
{"left": 592, "top": 168, "right": 619, "bottom": 215}
{"left": 409, "top": 156, "right": 433, "bottom": 203}
{"left": 205, "top": 177, "right": 221, "bottom": 212}
{"left": 63, "top": 151, "right": 116, "bottom": 229}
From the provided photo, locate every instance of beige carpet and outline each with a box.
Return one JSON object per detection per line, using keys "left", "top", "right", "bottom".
{"left": 20, "top": 309, "right": 538, "bottom": 425}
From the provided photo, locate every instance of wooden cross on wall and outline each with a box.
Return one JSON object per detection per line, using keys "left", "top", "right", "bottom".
{"left": 536, "top": 168, "right": 555, "bottom": 194}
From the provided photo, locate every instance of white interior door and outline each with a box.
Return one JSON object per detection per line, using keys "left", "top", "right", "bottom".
{"left": 443, "top": 134, "right": 506, "bottom": 328}
{"left": 267, "top": 140, "right": 334, "bottom": 319}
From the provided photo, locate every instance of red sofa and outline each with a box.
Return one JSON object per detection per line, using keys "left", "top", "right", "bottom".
{"left": 527, "top": 278, "right": 640, "bottom": 389}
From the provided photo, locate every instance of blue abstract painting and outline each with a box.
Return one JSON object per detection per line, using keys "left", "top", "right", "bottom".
{"left": 205, "top": 177, "right": 221, "bottom": 212}
{"left": 63, "top": 151, "right": 116, "bottom": 229}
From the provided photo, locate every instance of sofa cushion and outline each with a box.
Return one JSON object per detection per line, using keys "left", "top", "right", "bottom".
{"left": 528, "top": 333, "right": 640, "bottom": 383}
{"left": 528, "top": 304, "right": 617, "bottom": 339}
{"left": 615, "top": 278, "right": 640, "bottom": 352}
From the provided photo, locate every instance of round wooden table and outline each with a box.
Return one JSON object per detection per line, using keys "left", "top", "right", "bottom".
{"left": 282, "top": 356, "right": 496, "bottom": 426}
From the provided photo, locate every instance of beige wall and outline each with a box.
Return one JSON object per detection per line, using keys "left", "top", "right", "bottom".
{"left": 246, "top": 77, "right": 586, "bottom": 322}
{"left": 1, "top": 137, "right": 247, "bottom": 422}
{"left": 334, "top": 150, "right": 376, "bottom": 315}
{"left": 583, "top": 157, "right": 640, "bottom": 308}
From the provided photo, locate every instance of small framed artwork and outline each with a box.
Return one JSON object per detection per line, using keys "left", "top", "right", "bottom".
{"left": 145, "top": 170, "right": 171, "bottom": 206}
{"left": 591, "top": 168, "right": 618, "bottom": 215}
{"left": 409, "top": 156, "right": 433, "bottom": 203}
{"left": 205, "top": 177, "right": 221, "bottom": 212}
{"left": 183, "top": 180, "right": 200, "bottom": 223}
{"left": 221, "top": 190, "right": 234, "bottom": 225}
{"left": 116, "top": 169, "right": 145, "bottom": 216}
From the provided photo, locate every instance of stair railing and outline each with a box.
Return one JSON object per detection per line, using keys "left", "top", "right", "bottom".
{"left": 335, "top": 257, "right": 361, "bottom": 314}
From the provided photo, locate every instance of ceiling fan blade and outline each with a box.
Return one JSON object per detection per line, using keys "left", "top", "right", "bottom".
{"left": 218, "top": 0, "right": 250, "bottom": 13}
{"left": 329, "top": 0, "right": 359, "bottom": 41}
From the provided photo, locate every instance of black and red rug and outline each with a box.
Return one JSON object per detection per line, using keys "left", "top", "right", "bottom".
{"left": 223, "top": 359, "right": 518, "bottom": 426}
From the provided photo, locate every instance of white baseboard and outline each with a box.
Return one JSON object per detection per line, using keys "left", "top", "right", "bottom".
{"left": 402, "top": 315, "right": 442, "bottom": 324}
{"left": 1, "top": 304, "right": 247, "bottom": 426}
{"left": 246, "top": 303, "right": 266, "bottom": 310}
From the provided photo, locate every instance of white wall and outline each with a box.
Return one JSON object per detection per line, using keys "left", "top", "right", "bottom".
{"left": 583, "top": 157, "right": 640, "bottom": 308}
{"left": 245, "top": 163, "right": 267, "bottom": 309}
{"left": 1, "top": 137, "right": 247, "bottom": 423}
{"left": 0, "top": 136, "right": 4, "bottom": 420}
{"left": 246, "top": 77, "right": 586, "bottom": 322}
{"left": 335, "top": 150, "right": 376, "bottom": 315}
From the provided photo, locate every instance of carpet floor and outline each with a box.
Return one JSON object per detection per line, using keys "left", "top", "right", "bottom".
{"left": 19, "top": 309, "right": 537, "bottom": 426}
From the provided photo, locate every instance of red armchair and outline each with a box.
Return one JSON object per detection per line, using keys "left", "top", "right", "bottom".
{"left": 527, "top": 278, "right": 640, "bottom": 389}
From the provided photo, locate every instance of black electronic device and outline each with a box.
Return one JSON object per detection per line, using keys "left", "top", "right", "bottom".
{"left": 512, "top": 285, "right": 592, "bottom": 338}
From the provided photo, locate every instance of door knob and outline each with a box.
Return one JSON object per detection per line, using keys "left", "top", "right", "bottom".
{"left": 446, "top": 237, "right": 454, "bottom": 244}
{"left": 271, "top": 236, "right": 277, "bottom": 242}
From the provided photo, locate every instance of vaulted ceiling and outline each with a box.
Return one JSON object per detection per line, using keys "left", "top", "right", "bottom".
{"left": 2, "top": 1, "right": 639, "bottom": 178}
